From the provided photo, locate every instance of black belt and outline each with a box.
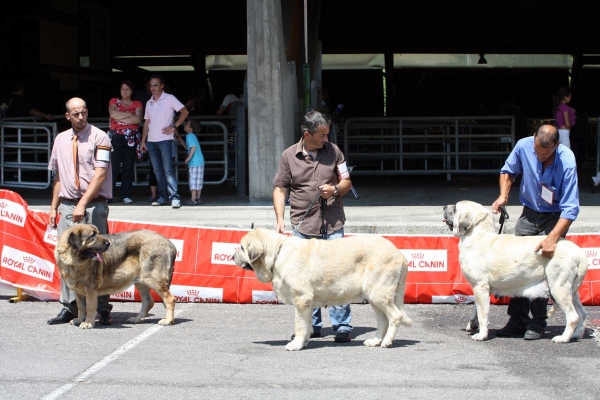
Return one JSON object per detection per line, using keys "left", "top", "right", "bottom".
{"left": 524, "top": 206, "right": 561, "bottom": 216}
{"left": 61, "top": 196, "right": 108, "bottom": 203}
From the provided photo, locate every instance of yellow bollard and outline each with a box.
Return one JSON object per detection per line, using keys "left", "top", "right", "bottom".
{"left": 9, "top": 288, "right": 29, "bottom": 303}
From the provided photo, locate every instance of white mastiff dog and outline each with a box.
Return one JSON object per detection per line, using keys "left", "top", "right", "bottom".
{"left": 233, "top": 228, "right": 412, "bottom": 351}
{"left": 442, "top": 200, "right": 589, "bottom": 343}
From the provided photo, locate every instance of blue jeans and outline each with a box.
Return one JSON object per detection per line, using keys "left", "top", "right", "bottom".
{"left": 292, "top": 227, "right": 352, "bottom": 333}
{"left": 147, "top": 140, "right": 179, "bottom": 201}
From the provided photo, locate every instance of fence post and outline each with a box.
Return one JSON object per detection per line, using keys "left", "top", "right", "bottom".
{"left": 236, "top": 106, "right": 247, "bottom": 196}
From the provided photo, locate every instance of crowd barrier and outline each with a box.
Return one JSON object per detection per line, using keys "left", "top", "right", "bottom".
{"left": 1, "top": 189, "right": 599, "bottom": 305}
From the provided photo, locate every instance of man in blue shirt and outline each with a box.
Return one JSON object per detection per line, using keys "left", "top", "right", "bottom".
{"left": 490, "top": 124, "right": 579, "bottom": 340}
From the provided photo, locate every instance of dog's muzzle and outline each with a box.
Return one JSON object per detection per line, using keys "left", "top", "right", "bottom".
{"left": 240, "top": 263, "right": 254, "bottom": 271}
{"left": 233, "top": 254, "right": 254, "bottom": 271}
{"left": 442, "top": 205, "right": 455, "bottom": 231}
{"left": 81, "top": 241, "right": 110, "bottom": 262}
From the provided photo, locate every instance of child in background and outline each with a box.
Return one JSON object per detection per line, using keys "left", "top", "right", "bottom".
{"left": 175, "top": 119, "right": 205, "bottom": 205}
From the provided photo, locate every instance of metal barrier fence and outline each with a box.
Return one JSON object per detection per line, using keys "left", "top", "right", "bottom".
{"left": 5, "top": 113, "right": 598, "bottom": 189}
{"left": 0, "top": 116, "right": 236, "bottom": 190}
{"left": 341, "top": 115, "right": 515, "bottom": 180}
{"left": 0, "top": 121, "right": 59, "bottom": 189}
{"left": 88, "top": 117, "right": 233, "bottom": 187}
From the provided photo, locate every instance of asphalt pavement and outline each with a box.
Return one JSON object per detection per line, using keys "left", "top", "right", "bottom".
{"left": 0, "top": 285, "right": 599, "bottom": 400}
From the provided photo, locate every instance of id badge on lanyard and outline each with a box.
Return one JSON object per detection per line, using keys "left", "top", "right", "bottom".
{"left": 541, "top": 185, "right": 554, "bottom": 204}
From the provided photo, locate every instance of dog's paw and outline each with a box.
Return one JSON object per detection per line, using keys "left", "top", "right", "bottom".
{"left": 363, "top": 338, "right": 382, "bottom": 347}
{"left": 285, "top": 339, "right": 306, "bottom": 351}
{"left": 158, "top": 318, "right": 174, "bottom": 326}
{"left": 126, "top": 316, "right": 144, "bottom": 324}
{"left": 471, "top": 332, "right": 487, "bottom": 341}
{"left": 79, "top": 322, "right": 94, "bottom": 329}
{"left": 551, "top": 335, "right": 570, "bottom": 343}
{"left": 70, "top": 318, "right": 84, "bottom": 326}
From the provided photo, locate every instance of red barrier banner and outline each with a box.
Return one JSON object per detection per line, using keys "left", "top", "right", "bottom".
{"left": 1, "top": 189, "right": 599, "bottom": 305}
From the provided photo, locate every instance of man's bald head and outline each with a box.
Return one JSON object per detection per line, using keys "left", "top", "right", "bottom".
{"left": 535, "top": 124, "right": 559, "bottom": 148}
{"left": 65, "top": 97, "right": 86, "bottom": 113}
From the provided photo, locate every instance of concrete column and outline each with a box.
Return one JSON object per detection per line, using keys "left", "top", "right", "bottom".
{"left": 247, "top": 0, "right": 298, "bottom": 202}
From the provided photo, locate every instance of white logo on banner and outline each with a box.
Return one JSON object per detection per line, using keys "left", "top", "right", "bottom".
{"left": 0, "top": 199, "right": 26, "bottom": 227}
{"left": 1, "top": 245, "right": 54, "bottom": 282}
{"left": 171, "top": 285, "right": 223, "bottom": 303}
{"left": 109, "top": 285, "right": 135, "bottom": 301}
{"left": 44, "top": 225, "right": 58, "bottom": 247}
{"left": 432, "top": 295, "right": 475, "bottom": 304}
{"left": 211, "top": 242, "right": 240, "bottom": 265}
{"left": 405, "top": 250, "right": 448, "bottom": 271}
{"left": 585, "top": 248, "right": 600, "bottom": 270}
{"left": 252, "top": 290, "right": 282, "bottom": 304}
{"left": 169, "top": 239, "right": 184, "bottom": 262}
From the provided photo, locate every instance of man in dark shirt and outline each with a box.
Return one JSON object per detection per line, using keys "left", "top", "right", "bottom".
{"left": 272, "top": 110, "right": 354, "bottom": 343}
{"left": 1, "top": 80, "right": 53, "bottom": 120}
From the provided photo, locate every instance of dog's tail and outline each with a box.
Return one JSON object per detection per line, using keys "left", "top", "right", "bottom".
{"left": 167, "top": 244, "right": 177, "bottom": 286}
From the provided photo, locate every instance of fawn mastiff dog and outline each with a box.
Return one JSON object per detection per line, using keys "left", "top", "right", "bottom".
{"left": 233, "top": 228, "right": 412, "bottom": 351}
{"left": 55, "top": 224, "right": 177, "bottom": 329}
{"left": 442, "top": 200, "right": 589, "bottom": 343}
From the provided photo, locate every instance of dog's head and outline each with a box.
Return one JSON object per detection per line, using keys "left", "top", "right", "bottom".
{"left": 233, "top": 228, "right": 285, "bottom": 283}
{"left": 60, "top": 224, "right": 110, "bottom": 262}
{"left": 443, "top": 201, "right": 495, "bottom": 237}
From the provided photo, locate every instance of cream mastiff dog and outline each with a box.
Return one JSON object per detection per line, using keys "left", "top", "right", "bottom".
{"left": 442, "top": 200, "right": 589, "bottom": 343}
{"left": 233, "top": 228, "right": 412, "bottom": 351}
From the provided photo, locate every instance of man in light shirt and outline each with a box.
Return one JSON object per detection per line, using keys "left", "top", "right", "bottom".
{"left": 141, "top": 74, "right": 189, "bottom": 208}
{"left": 47, "top": 97, "right": 113, "bottom": 325}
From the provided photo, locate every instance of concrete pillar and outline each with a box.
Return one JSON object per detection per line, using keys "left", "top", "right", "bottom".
{"left": 247, "top": 0, "right": 298, "bottom": 202}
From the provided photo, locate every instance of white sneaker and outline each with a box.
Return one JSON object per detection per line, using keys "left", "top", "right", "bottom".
{"left": 123, "top": 197, "right": 133, "bottom": 204}
{"left": 592, "top": 176, "right": 600, "bottom": 187}
{"left": 151, "top": 197, "right": 166, "bottom": 206}
{"left": 171, "top": 199, "right": 181, "bottom": 209}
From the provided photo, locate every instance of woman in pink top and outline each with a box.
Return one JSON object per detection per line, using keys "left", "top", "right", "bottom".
{"left": 552, "top": 86, "right": 576, "bottom": 149}
{"left": 108, "top": 80, "right": 143, "bottom": 203}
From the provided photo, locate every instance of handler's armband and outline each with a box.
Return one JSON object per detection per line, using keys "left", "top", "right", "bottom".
{"left": 337, "top": 161, "right": 350, "bottom": 180}
{"left": 95, "top": 145, "right": 111, "bottom": 162}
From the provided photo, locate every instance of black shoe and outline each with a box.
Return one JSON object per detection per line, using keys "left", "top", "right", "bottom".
{"left": 291, "top": 330, "right": 322, "bottom": 340}
{"left": 334, "top": 330, "right": 352, "bottom": 343}
{"left": 469, "top": 316, "right": 480, "bottom": 331}
{"left": 98, "top": 311, "right": 113, "bottom": 325}
{"left": 47, "top": 309, "right": 76, "bottom": 325}
{"left": 524, "top": 325, "right": 545, "bottom": 340}
{"left": 496, "top": 321, "right": 527, "bottom": 337}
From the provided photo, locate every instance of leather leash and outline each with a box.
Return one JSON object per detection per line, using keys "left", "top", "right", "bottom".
{"left": 291, "top": 189, "right": 322, "bottom": 236}
{"left": 498, "top": 206, "right": 509, "bottom": 234}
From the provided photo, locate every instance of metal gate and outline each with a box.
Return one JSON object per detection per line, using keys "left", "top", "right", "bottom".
{"left": 0, "top": 121, "right": 58, "bottom": 189}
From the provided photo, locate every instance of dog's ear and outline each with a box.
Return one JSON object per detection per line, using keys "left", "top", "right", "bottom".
{"left": 246, "top": 240, "right": 264, "bottom": 262}
{"left": 457, "top": 211, "right": 472, "bottom": 236}
{"left": 67, "top": 231, "right": 82, "bottom": 250}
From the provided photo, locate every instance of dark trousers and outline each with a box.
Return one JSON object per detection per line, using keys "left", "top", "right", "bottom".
{"left": 507, "top": 206, "right": 565, "bottom": 329}
{"left": 111, "top": 133, "right": 137, "bottom": 198}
